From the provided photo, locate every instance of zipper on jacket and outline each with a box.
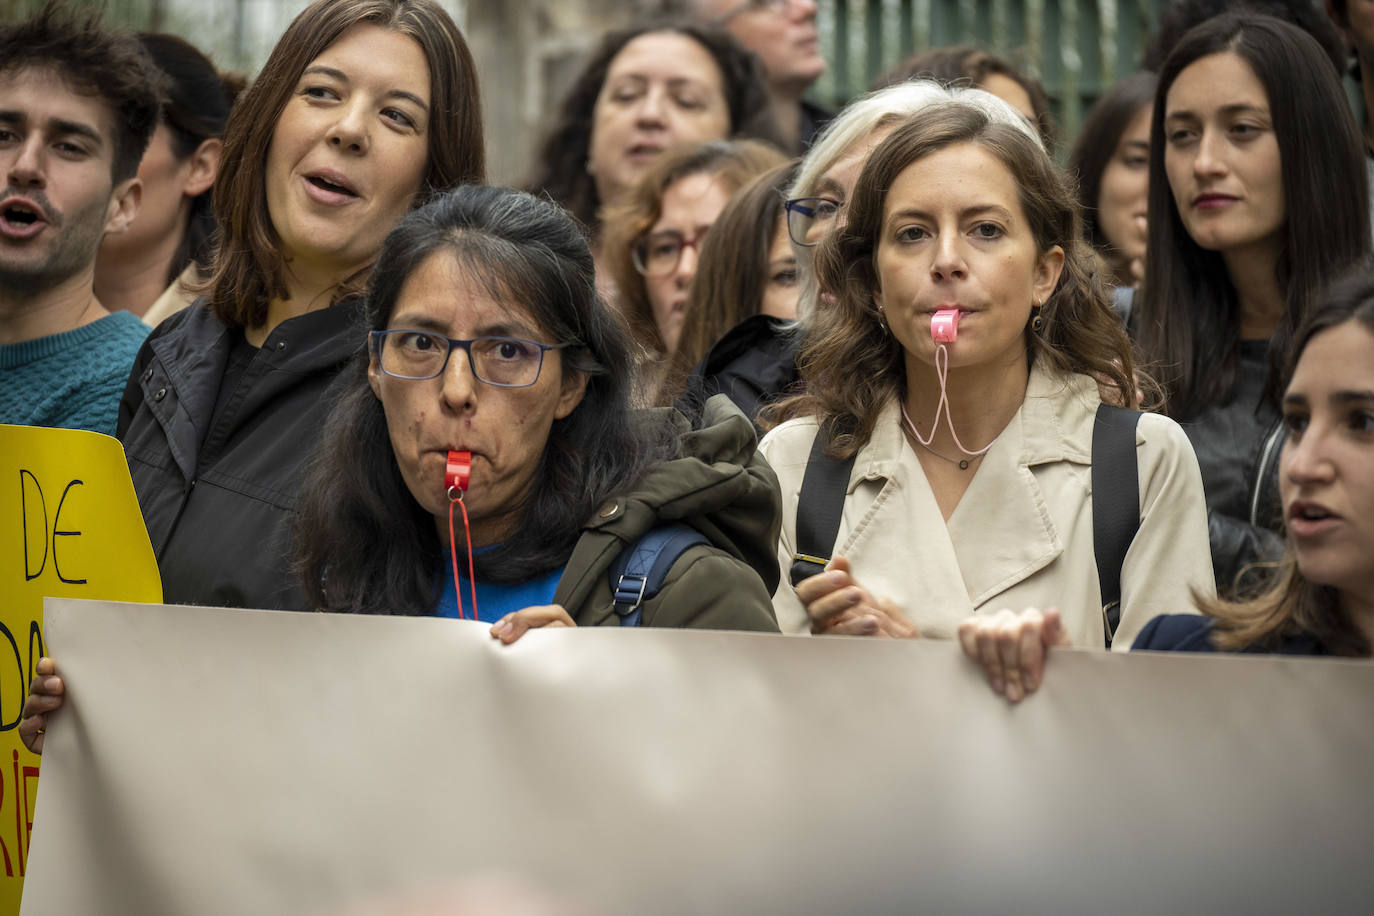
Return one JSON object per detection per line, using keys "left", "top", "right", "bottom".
{"left": 1250, "top": 423, "right": 1284, "bottom": 527}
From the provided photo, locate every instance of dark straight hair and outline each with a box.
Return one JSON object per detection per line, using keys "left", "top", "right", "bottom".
{"left": 295, "top": 185, "right": 673, "bottom": 614}
{"left": 138, "top": 32, "right": 244, "bottom": 284}
{"left": 1069, "top": 71, "right": 1157, "bottom": 263}
{"left": 1134, "top": 13, "right": 1370, "bottom": 419}
{"left": 1142, "top": 0, "right": 1348, "bottom": 76}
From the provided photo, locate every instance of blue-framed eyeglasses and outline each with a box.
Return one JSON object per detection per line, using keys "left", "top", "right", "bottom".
{"left": 783, "top": 196, "right": 843, "bottom": 247}
{"left": 369, "top": 329, "right": 572, "bottom": 388}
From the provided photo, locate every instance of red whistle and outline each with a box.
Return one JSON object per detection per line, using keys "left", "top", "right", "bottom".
{"left": 445, "top": 450, "right": 471, "bottom": 497}
{"left": 931, "top": 308, "right": 959, "bottom": 344}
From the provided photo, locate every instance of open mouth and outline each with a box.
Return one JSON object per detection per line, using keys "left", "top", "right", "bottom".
{"left": 2, "top": 202, "right": 41, "bottom": 226}
{"left": 306, "top": 175, "right": 358, "bottom": 198}
{"left": 0, "top": 199, "right": 47, "bottom": 237}
{"left": 1293, "top": 505, "right": 1334, "bottom": 522}
{"left": 3, "top": 203, "right": 38, "bottom": 225}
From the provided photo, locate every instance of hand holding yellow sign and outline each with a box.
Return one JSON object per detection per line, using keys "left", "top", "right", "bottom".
{"left": 0, "top": 425, "right": 160, "bottom": 913}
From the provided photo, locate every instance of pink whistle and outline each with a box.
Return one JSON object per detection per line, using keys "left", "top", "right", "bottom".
{"left": 931, "top": 308, "right": 960, "bottom": 343}
{"left": 445, "top": 450, "right": 471, "bottom": 497}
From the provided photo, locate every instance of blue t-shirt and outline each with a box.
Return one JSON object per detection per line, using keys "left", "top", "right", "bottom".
{"left": 435, "top": 565, "right": 565, "bottom": 623}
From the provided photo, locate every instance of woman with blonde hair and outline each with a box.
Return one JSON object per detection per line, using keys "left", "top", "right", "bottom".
{"left": 760, "top": 91, "right": 1214, "bottom": 648}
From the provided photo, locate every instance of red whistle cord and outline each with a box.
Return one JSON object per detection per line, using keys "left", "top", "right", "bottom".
{"left": 447, "top": 494, "right": 479, "bottom": 621}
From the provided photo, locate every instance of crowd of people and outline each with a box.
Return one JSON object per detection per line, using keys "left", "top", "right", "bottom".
{"left": 7, "top": 0, "right": 1374, "bottom": 750}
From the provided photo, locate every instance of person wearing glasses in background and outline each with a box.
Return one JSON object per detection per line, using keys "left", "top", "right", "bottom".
{"left": 656, "top": 0, "right": 830, "bottom": 152}
{"left": 601, "top": 138, "right": 785, "bottom": 403}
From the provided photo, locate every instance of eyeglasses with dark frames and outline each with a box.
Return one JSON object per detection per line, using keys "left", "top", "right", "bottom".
{"left": 783, "top": 196, "right": 843, "bottom": 247}
{"left": 369, "top": 329, "right": 572, "bottom": 388}
{"left": 631, "top": 227, "right": 712, "bottom": 277}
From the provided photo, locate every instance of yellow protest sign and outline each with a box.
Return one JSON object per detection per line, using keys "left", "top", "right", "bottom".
{"left": 0, "top": 425, "right": 160, "bottom": 913}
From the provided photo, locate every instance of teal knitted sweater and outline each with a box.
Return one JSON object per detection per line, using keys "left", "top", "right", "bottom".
{"left": 0, "top": 310, "right": 150, "bottom": 436}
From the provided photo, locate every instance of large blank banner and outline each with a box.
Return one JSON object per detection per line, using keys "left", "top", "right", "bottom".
{"left": 21, "top": 599, "right": 1374, "bottom": 915}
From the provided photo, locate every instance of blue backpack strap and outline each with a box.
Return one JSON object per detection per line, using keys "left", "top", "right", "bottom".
{"left": 608, "top": 524, "right": 712, "bottom": 627}
{"left": 1092, "top": 403, "right": 1142, "bottom": 648}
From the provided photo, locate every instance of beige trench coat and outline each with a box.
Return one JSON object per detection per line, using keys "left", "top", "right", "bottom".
{"left": 758, "top": 364, "right": 1214, "bottom": 649}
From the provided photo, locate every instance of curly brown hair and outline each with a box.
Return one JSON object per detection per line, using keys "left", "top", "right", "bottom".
{"left": 768, "top": 101, "right": 1144, "bottom": 459}
{"left": 526, "top": 22, "right": 782, "bottom": 237}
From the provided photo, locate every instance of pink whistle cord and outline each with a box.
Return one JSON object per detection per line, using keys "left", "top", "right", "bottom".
{"left": 901, "top": 312, "right": 994, "bottom": 464}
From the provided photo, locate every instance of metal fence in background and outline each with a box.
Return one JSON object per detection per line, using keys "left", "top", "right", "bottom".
{"left": 0, "top": 0, "right": 1169, "bottom": 155}
{"left": 813, "top": 0, "right": 1167, "bottom": 143}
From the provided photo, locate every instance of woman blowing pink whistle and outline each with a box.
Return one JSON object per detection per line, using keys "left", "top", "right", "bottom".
{"left": 759, "top": 89, "right": 1214, "bottom": 652}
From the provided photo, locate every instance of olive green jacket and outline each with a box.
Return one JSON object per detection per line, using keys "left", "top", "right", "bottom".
{"left": 551, "top": 395, "right": 781, "bottom": 632}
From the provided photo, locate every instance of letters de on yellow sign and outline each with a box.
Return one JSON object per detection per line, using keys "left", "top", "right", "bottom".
{"left": 0, "top": 425, "right": 160, "bottom": 913}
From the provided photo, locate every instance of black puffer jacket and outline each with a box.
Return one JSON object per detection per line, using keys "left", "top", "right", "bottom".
{"left": 1179, "top": 339, "right": 1285, "bottom": 595}
{"left": 117, "top": 301, "right": 362, "bottom": 611}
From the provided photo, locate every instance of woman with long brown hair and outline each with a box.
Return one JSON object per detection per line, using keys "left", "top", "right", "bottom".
{"left": 663, "top": 160, "right": 800, "bottom": 415}
{"left": 759, "top": 90, "right": 1214, "bottom": 648}
{"left": 600, "top": 138, "right": 784, "bottom": 402}
{"left": 117, "top": 0, "right": 484, "bottom": 612}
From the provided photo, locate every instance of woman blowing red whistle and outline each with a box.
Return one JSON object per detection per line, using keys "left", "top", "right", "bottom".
{"left": 20, "top": 185, "right": 781, "bottom": 754}
{"left": 308, "top": 185, "right": 780, "bottom": 639}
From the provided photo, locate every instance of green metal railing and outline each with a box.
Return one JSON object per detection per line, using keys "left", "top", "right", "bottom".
{"left": 814, "top": 0, "right": 1167, "bottom": 143}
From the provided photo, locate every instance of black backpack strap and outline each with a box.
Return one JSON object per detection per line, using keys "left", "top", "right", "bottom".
{"left": 608, "top": 524, "right": 711, "bottom": 627}
{"left": 1092, "top": 403, "right": 1142, "bottom": 647}
{"left": 789, "top": 430, "right": 857, "bottom": 587}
